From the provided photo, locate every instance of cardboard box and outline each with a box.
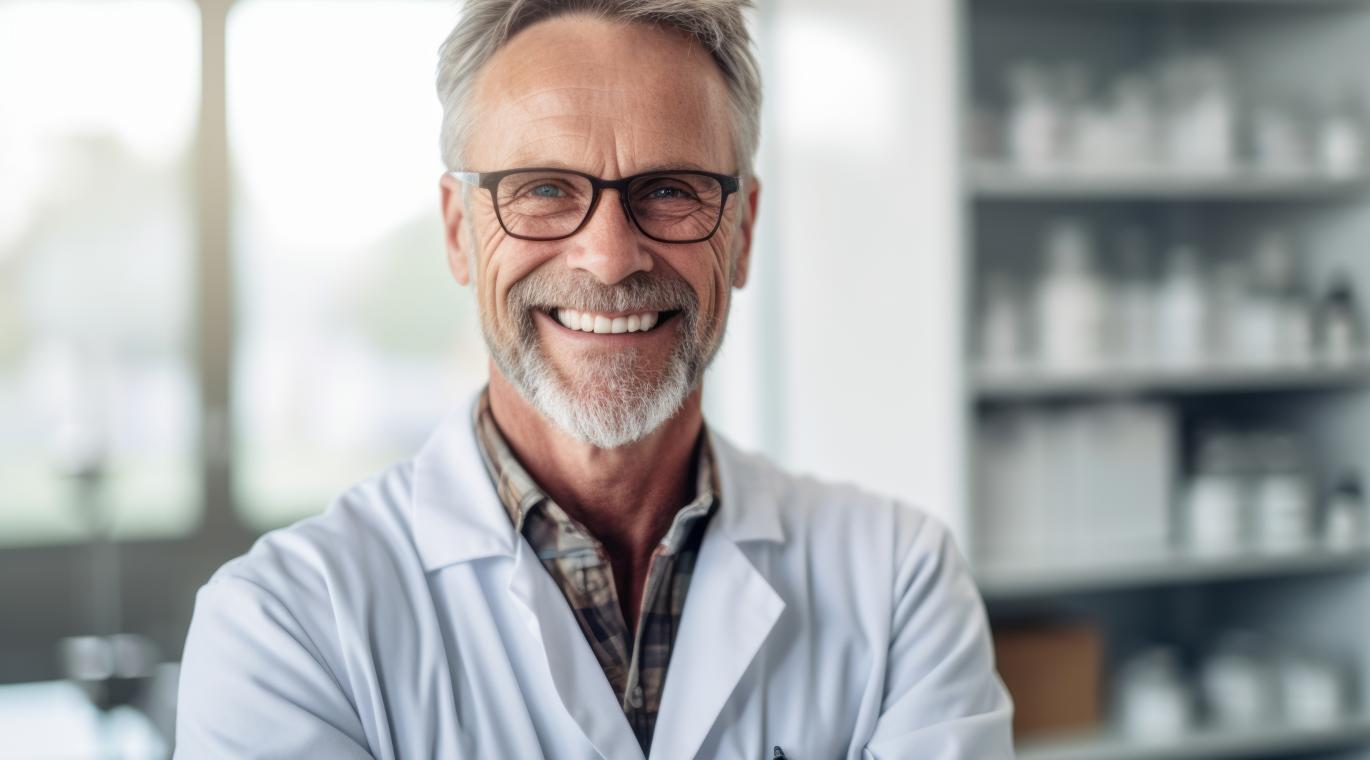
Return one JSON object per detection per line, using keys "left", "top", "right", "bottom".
{"left": 993, "top": 623, "right": 1103, "bottom": 739}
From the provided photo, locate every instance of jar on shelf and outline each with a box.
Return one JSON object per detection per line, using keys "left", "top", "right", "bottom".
{"left": 1247, "top": 231, "right": 1315, "bottom": 367}
{"left": 1156, "top": 244, "right": 1208, "bottom": 369}
{"left": 1182, "top": 429, "right": 1249, "bottom": 555}
{"left": 1250, "top": 432, "right": 1314, "bottom": 553}
{"left": 977, "top": 270, "right": 1028, "bottom": 374}
{"left": 1324, "top": 471, "right": 1367, "bottom": 551}
{"left": 1314, "top": 271, "right": 1366, "bottom": 366}
{"left": 1199, "top": 632, "right": 1279, "bottom": 728}
{"left": 1318, "top": 92, "right": 1366, "bottom": 178}
{"left": 1278, "top": 651, "right": 1348, "bottom": 727}
{"left": 1116, "top": 647, "right": 1195, "bottom": 741}
{"left": 1035, "top": 219, "right": 1104, "bottom": 372}
{"left": 1005, "top": 61, "right": 1060, "bottom": 173}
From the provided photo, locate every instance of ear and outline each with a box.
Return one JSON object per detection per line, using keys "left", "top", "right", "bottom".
{"left": 440, "top": 172, "right": 472, "bottom": 286}
{"left": 730, "top": 176, "right": 761, "bottom": 289}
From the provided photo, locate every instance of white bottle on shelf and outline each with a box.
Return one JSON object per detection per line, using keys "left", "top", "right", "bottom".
{"left": 1279, "top": 651, "right": 1348, "bottom": 727}
{"left": 1250, "top": 432, "right": 1313, "bottom": 553}
{"left": 1035, "top": 219, "right": 1104, "bottom": 373}
{"left": 1161, "top": 54, "right": 1236, "bottom": 174}
{"left": 1006, "top": 61, "right": 1059, "bottom": 173}
{"left": 1183, "top": 428, "right": 1249, "bottom": 556}
{"left": 1324, "top": 471, "right": 1367, "bottom": 551}
{"left": 1240, "top": 231, "right": 1290, "bottom": 366}
{"left": 1314, "top": 272, "right": 1365, "bottom": 366}
{"left": 1248, "top": 231, "right": 1314, "bottom": 367}
{"left": 1117, "top": 647, "right": 1195, "bottom": 741}
{"left": 977, "top": 270, "right": 1027, "bottom": 375}
{"left": 1200, "top": 632, "right": 1278, "bottom": 728}
{"left": 1156, "top": 244, "right": 1208, "bottom": 368}
{"left": 1319, "top": 93, "right": 1365, "bottom": 178}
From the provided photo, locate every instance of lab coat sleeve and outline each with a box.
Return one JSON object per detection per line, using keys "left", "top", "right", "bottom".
{"left": 863, "top": 517, "right": 1015, "bottom": 759}
{"left": 174, "top": 574, "right": 376, "bottom": 760}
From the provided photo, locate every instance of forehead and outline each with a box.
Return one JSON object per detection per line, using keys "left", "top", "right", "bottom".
{"left": 466, "top": 15, "right": 735, "bottom": 173}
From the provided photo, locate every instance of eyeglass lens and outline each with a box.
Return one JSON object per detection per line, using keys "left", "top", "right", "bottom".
{"left": 493, "top": 170, "right": 726, "bottom": 242}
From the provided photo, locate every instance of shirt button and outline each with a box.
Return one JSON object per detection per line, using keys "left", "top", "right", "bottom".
{"left": 628, "top": 685, "right": 644, "bottom": 708}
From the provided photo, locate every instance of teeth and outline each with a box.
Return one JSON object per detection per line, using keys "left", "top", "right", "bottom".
{"left": 553, "top": 308, "right": 664, "bottom": 334}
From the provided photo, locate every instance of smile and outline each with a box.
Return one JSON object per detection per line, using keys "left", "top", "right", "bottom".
{"left": 546, "top": 307, "right": 679, "bottom": 335}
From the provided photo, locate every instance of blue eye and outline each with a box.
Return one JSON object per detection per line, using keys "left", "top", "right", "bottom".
{"left": 531, "top": 184, "right": 563, "bottom": 197}
{"left": 649, "top": 186, "right": 688, "bottom": 199}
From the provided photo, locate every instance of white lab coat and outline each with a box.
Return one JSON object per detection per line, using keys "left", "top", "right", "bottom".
{"left": 175, "top": 389, "right": 1014, "bottom": 759}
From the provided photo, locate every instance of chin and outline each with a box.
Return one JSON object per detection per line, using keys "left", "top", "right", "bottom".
{"left": 526, "top": 351, "right": 692, "bottom": 449}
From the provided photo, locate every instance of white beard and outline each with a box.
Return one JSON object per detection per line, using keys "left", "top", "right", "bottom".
{"left": 503, "top": 328, "right": 697, "bottom": 449}
{"left": 479, "top": 266, "right": 723, "bottom": 449}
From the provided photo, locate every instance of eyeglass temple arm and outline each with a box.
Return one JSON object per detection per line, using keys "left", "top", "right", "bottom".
{"left": 449, "top": 170, "right": 483, "bottom": 187}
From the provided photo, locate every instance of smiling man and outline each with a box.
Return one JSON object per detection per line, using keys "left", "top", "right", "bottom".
{"left": 174, "top": 2, "right": 1014, "bottom": 759}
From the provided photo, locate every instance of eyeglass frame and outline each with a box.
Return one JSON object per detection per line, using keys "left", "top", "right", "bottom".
{"left": 449, "top": 167, "right": 742, "bottom": 244}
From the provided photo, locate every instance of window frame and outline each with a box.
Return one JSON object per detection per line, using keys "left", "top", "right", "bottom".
{"left": 0, "top": 0, "right": 255, "bottom": 685}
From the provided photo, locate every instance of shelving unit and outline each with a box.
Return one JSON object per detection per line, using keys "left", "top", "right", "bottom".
{"left": 970, "top": 163, "right": 1370, "bottom": 202}
{"left": 1017, "top": 715, "right": 1370, "bottom": 760}
{"left": 959, "top": 0, "right": 1370, "bottom": 757}
{"left": 974, "top": 362, "right": 1370, "bottom": 400}
{"left": 978, "top": 543, "right": 1370, "bottom": 600}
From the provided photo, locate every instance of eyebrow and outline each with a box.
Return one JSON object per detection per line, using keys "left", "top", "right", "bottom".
{"left": 496, "top": 159, "right": 718, "bottom": 175}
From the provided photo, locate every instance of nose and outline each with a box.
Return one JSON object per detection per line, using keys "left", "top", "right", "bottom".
{"left": 563, "top": 189, "right": 654, "bottom": 285}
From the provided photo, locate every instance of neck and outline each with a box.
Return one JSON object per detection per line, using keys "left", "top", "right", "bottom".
{"left": 485, "top": 364, "right": 704, "bottom": 558}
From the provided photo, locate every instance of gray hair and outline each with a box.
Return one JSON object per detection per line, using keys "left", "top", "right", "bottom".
{"left": 435, "top": 0, "right": 762, "bottom": 175}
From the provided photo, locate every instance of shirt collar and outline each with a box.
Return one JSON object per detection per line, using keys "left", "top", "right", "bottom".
{"left": 411, "top": 386, "right": 781, "bottom": 572}
{"left": 471, "top": 385, "right": 718, "bottom": 556}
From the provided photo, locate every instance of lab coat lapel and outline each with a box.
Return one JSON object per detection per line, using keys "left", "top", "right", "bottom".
{"left": 507, "top": 537, "right": 646, "bottom": 760}
{"left": 649, "top": 431, "right": 787, "bottom": 760}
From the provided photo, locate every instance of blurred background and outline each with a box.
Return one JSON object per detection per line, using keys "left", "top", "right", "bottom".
{"left": 5, "top": 0, "right": 1370, "bottom": 758}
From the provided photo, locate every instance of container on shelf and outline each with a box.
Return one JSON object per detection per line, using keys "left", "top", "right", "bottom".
{"left": 1249, "top": 433, "right": 1315, "bottom": 554}
{"left": 1116, "top": 647, "right": 1195, "bottom": 741}
{"left": 1035, "top": 219, "right": 1106, "bottom": 372}
{"left": 1183, "top": 430, "right": 1249, "bottom": 556}
{"left": 1199, "top": 632, "right": 1279, "bottom": 728}
{"left": 1324, "top": 471, "right": 1367, "bottom": 551}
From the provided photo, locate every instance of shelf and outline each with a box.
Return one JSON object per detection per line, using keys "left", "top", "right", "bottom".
{"left": 968, "top": 163, "right": 1370, "bottom": 201}
{"left": 973, "top": 362, "right": 1370, "bottom": 400}
{"left": 977, "top": 544, "right": 1370, "bottom": 599}
{"left": 1016, "top": 715, "right": 1370, "bottom": 760}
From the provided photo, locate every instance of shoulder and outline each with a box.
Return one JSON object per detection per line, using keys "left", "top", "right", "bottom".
{"left": 716, "top": 435, "right": 958, "bottom": 584}
{"left": 721, "top": 436, "right": 947, "bottom": 548}
{"left": 203, "top": 458, "right": 422, "bottom": 627}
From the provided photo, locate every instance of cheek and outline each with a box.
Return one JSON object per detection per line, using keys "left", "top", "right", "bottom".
{"left": 479, "top": 230, "right": 556, "bottom": 324}
{"left": 702, "top": 238, "right": 734, "bottom": 317}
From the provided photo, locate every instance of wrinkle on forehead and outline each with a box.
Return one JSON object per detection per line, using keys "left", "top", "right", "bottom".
{"left": 466, "top": 15, "right": 735, "bottom": 175}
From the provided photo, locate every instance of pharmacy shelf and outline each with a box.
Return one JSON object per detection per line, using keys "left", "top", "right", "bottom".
{"left": 973, "top": 362, "right": 1370, "bottom": 401}
{"left": 977, "top": 544, "right": 1370, "bottom": 600}
{"left": 1016, "top": 715, "right": 1370, "bottom": 760}
{"left": 969, "top": 163, "right": 1370, "bottom": 201}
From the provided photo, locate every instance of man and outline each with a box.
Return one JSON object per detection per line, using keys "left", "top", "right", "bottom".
{"left": 174, "top": 1, "right": 1014, "bottom": 758}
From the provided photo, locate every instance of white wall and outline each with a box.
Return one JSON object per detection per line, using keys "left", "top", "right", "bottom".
{"left": 706, "top": 0, "right": 968, "bottom": 539}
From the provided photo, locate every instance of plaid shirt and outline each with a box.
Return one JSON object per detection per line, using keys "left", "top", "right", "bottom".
{"left": 471, "top": 388, "right": 717, "bottom": 753}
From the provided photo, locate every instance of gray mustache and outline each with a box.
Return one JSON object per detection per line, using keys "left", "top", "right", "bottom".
{"left": 509, "top": 269, "right": 698, "bottom": 315}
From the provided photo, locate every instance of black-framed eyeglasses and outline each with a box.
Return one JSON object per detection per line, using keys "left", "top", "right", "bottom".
{"left": 450, "top": 167, "right": 741, "bottom": 244}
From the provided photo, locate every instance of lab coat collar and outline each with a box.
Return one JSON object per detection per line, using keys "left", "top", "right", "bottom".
{"left": 411, "top": 387, "right": 786, "bottom": 573}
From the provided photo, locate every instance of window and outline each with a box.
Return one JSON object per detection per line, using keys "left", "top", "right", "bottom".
{"left": 0, "top": 0, "right": 202, "bottom": 546}
{"left": 227, "top": 0, "right": 487, "bottom": 527}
